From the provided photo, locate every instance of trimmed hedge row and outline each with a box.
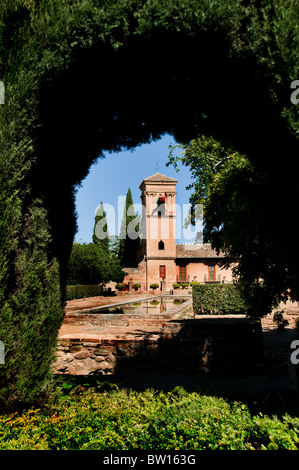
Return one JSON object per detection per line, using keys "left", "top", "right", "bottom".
{"left": 193, "top": 284, "right": 247, "bottom": 315}
{"left": 66, "top": 285, "right": 103, "bottom": 301}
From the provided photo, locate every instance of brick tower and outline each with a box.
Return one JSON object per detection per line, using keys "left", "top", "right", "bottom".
{"left": 139, "top": 172, "right": 178, "bottom": 291}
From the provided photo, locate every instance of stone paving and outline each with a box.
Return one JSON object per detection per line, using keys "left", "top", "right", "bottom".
{"left": 55, "top": 295, "right": 299, "bottom": 392}
{"left": 61, "top": 295, "right": 299, "bottom": 342}
{"left": 59, "top": 293, "right": 192, "bottom": 341}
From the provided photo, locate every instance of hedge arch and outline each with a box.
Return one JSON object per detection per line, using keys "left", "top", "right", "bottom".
{"left": 0, "top": 0, "right": 298, "bottom": 406}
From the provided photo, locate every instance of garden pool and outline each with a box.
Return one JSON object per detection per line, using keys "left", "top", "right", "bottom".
{"left": 85, "top": 295, "right": 190, "bottom": 316}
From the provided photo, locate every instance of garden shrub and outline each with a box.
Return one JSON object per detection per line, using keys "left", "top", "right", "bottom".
{"left": 173, "top": 283, "right": 180, "bottom": 289}
{"left": 150, "top": 284, "right": 159, "bottom": 290}
{"left": 173, "top": 299, "right": 183, "bottom": 304}
{"left": 193, "top": 284, "right": 247, "bottom": 315}
{"left": 132, "top": 283, "right": 141, "bottom": 291}
{"left": 180, "top": 282, "right": 190, "bottom": 289}
{"left": 66, "top": 285, "right": 103, "bottom": 300}
{"left": 115, "top": 283, "right": 125, "bottom": 291}
{"left": 0, "top": 385, "right": 298, "bottom": 450}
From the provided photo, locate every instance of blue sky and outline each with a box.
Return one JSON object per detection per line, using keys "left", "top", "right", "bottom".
{"left": 74, "top": 133, "right": 201, "bottom": 244}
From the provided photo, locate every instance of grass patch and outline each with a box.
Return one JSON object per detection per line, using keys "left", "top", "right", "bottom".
{"left": 0, "top": 381, "right": 298, "bottom": 450}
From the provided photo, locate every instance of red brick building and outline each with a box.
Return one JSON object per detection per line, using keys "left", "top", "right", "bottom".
{"left": 122, "top": 172, "right": 235, "bottom": 292}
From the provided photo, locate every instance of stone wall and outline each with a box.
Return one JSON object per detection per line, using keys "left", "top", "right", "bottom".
{"left": 54, "top": 337, "right": 161, "bottom": 376}
{"left": 54, "top": 314, "right": 263, "bottom": 377}
{"left": 160, "top": 316, "right": 263, "bottom": 375}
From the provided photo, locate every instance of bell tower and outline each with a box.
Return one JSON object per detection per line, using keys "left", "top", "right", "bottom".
{"left": 139, "top": 172, "right": 177, "bottom": 290}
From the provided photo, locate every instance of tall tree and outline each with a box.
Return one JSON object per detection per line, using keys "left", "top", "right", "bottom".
{"left": 93, "top": 201, "right": 109, "bottom": 253}
{"left": 168, "top": 135, "right": 296, "bottom": 317}
{"left": 67, "top": 242, "right": 124, "bottom": 285}
{"left": 118, "top": 188, "right": 141, "bottom": 267}
{"left": 68, "top": 203, "right": 124, "bottom": 285}
{"left": 108, "top": 235, "right": 121, "bottom": 259}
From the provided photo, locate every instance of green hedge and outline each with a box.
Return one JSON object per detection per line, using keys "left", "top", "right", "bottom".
{"left": 193, "top": 284, "right": 247, "bottom": 315}
{"left": 1, "top": 0, "right": 298, "bottom": 408}
{"left": 0, "top": 385, "right": 298, "bottom": 450}
{"left": 66, "top": 285, "right": 103, "bottom": 300}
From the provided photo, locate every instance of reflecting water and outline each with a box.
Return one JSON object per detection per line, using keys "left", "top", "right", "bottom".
{"left": 96, "top": 296, "right": 188, "bottom": 316}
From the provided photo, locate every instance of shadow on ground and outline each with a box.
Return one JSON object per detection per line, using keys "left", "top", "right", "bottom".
{"left": 55, "top": 319, "right": 299, "bottom": 418}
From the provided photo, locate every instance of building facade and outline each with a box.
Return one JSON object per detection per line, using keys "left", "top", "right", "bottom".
{"left": 122, "top": 172, "right": 235, "bottom": 291}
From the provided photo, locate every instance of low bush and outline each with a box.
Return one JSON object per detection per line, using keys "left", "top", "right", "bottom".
{"left": 132, "top": 283, "right": 141, "bottom": 291}
{"left": 150, "top": 283, "right": 159, "bottom": 290}
{"left": 180, "top": 282, "right": 190, "bottom": 289}
{"left": 173, "top": 283, "right": 180, "bottom": 289}
{"left": 115, "top": 283, "right": 125, "bottom": 291}
{"left": 193, "top": 284, "right": 247, "bottom": 315}
{"left": 66, "top": 285, "right": 103, "bottom": 300}
{"left": 0, "top": 385, "right": 298, "bottom": 450}
{"left": 273, "top": 310, "right": 289, "bottom": 330}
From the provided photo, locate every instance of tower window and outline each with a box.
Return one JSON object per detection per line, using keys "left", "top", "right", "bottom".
{"left": 157, "top": 195, "right": 165, "bottom": 216}
{"left": 158, "top": 240, "right": 164, "bottom": 250}
{"left": 156, "top": 196, "right": 165, "bottom": 205}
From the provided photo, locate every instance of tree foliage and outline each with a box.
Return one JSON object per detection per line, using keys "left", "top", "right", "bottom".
{"left": 0, "top": 0, "right": 299, "bottom": 406}
{"left": 68, "top": 201, "right": 124, "bottom": 285}
{"left": 118, "top": 188, "right": 141, "bottom": 267}
{"left": 67, "top": 242, "right": 124, "bottom": 285}
{"left": 168, "top": 135, "right": 297, "bottom": 316}
{"left": 192, "top": 284, "right": 247, "bottom": 316}
{"left": 92, "top": 201, "right": 109, "bottom": 253}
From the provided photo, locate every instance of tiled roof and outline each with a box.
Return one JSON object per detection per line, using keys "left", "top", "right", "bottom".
{"left": 176, "top": 243, "right": 226, "bottom": 258}
{"left": 143, "top": 172, "right": 178, "bottom": 183}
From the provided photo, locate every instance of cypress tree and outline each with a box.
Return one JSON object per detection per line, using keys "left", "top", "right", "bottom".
{"left": 93, "top": 202, "right": 109, "bottom": 254}
{"left": 118, "top": 188, "right": 141, "bottom": 267}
